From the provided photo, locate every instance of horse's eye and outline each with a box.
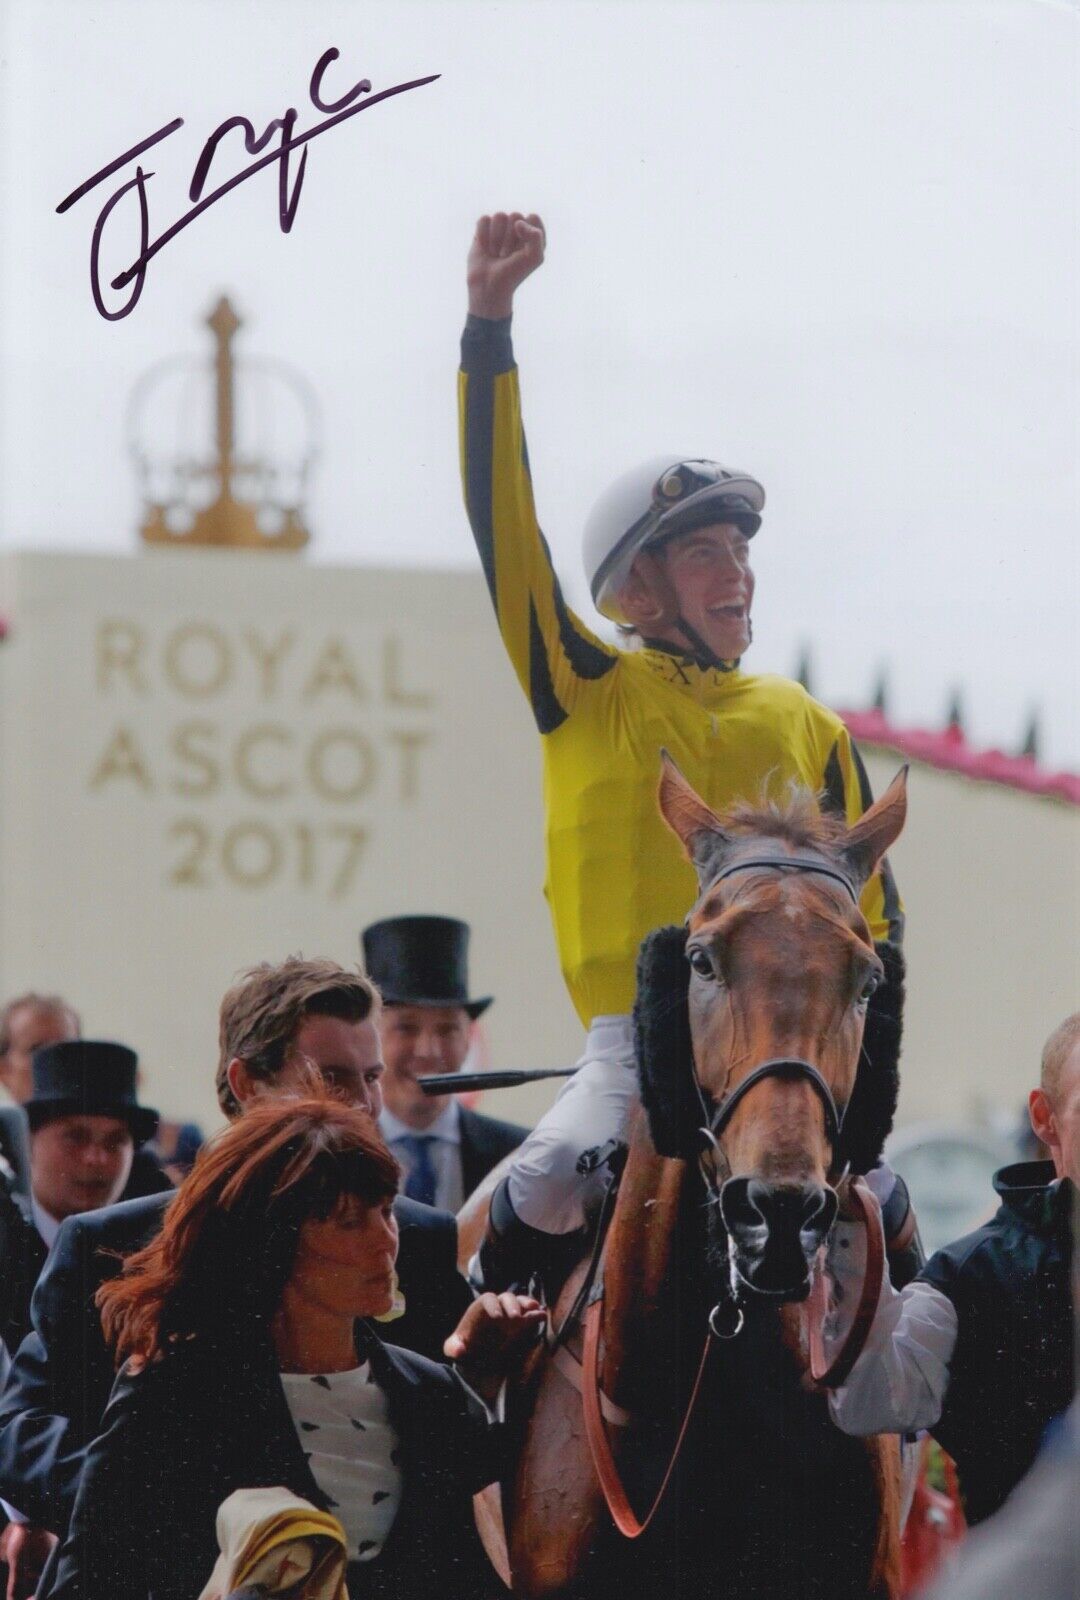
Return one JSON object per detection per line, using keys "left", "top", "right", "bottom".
{"left": 857, "top": 972, "right": 881, "bottom": 1006}
{"left": 687, "top": 946, "right": 716, "bottom": 980}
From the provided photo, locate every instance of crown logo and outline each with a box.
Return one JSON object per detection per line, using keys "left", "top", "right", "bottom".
{"left": 130, "top": 296, "right": 318, "bottom": 551}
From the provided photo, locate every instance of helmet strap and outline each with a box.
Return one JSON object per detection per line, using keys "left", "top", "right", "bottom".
{"left": 623, "top": 549, "right": 742, "bottom": 673}
{"left": 671, "top": 614, "right": 726, "bottom": 673}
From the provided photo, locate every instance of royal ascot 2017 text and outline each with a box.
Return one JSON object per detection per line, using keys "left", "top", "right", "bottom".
{"left": 86, "top": 618, "right": 435, "bottom": 900}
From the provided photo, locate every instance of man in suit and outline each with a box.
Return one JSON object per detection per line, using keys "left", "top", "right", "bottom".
{"left": 0, "top": 997, "right": 81, "bottom": 1110}
{"left": 0, "top": 957, "right": 473, "bottom": 1587}
{"left": 0, "top": 995, "right": 81, "bottom": 1201}
{"left": 0, "top": 1041, "right": 158, "bottom": 1354}
{"left": 0, "top": 1041, "right": 159, "bottom": 1593}
{"left": 0, "top": 992, "right": 171, "bottom": 1205}
{"left": 363, "top": 917, "right": 527, "bottom": 1211}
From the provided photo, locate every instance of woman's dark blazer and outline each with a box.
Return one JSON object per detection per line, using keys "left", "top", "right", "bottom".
{"left": 45, "top": 1324, "right": 504, "bottom": 1600}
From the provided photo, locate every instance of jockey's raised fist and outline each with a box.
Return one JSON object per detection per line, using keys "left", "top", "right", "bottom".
{"left": 467, "top": 212, "right": 546, "bottom": 320}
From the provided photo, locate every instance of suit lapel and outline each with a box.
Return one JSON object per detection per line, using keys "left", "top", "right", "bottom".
{"left": 224, "top": 1334, "right": 329, "bottom": 1511}
{"left": 458, "top": 1109, "right": 486, "bottom": 1201}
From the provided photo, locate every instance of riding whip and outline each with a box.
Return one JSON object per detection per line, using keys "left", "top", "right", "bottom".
{"left": 419, "top": 1068, "right": 578, "bottom": 1095}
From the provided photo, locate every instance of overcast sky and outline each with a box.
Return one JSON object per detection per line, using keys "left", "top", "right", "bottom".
{"left": 2, "top": 0, "right": 1077, "bottom": 765}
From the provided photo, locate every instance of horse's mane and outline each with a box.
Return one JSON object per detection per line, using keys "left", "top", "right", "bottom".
{"left": 719, "top": 783, "right": 847, "bottom": 853}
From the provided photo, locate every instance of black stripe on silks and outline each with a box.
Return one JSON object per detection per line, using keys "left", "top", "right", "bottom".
{"left": 850, "top": 742, "right": 875, "bottom": 809}
{"left": 460, "top": 315, "right": 515, "bottom": 375}
{"left": 822, "top": 741, "right": 847, "bottom": 818}
{"left": 544, "top": 534, "right": 617, "bottom": 683}
{"left": 852, "top": 744, "right": 905, "bottom": 943}
{"left": 528, "top": 597, "right": 569, "bottom": 733}
{"left": 878, "top": 855, "right": 905, "bottom": 944}
{"left": 463, "top": 371, "right": 499, "bottom": 611}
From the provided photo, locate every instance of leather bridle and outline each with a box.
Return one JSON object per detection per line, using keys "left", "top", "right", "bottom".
{"left": 689, "top": 851, "right": 861, "bottom": 1191}
{"left": 579, "top": 849, "right": 885, "bottom": 1539}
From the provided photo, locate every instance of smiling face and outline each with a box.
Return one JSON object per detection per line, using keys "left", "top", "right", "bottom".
{"left": 657, "top": 522, "right": 755, "bottom": 659}
{"left": 286, "top": 1196, "right": 400, "bottom": 1322}
{"left": 31, "top": 1113, "right": 134, "bottom": 1222}
{"left": 378, "top": 1004, "right": 471, "bottom": 1130}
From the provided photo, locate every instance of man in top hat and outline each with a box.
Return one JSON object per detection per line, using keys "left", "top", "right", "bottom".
{"left": 0, "top": 1040, "right": 158, "bottom": 1355}
{"left": 363, "top": 916, "right": 527, "bottom": 1213}
{"left": 0, "top": 994, "right": 172, "bottom": 1208}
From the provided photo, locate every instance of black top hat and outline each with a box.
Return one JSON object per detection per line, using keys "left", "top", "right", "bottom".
{"left": 361, "top": 916, "right": 492, "bottom": 1019}
{"left": 26, "top": 1040, "right": 160, "bottom": 1147}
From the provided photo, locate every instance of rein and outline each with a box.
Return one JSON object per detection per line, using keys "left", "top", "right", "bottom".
{"left": 581, "top": 1294, "right": 713, "bottom": 1540}
{"left": 805, "top": 1176, "right": 885, "bottom": 1387}
{"left": 579, "top": 849, "right": 885, "bottom": 1540}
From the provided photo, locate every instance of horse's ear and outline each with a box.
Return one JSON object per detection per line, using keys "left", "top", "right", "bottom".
{"left": 658, "top": 751, "right": 734, "bottom": 885}
{"left": 840, "top": 766, "right": 908, "bottom": 887}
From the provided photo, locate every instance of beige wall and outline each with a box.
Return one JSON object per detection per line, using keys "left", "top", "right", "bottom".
{"left": 0, "top": 550, "right": 583, "bottom": 1134}
{"left": 861, "top": 749, "right": 1079, "bottom": 1129}
{"left": 0, "top": 549, "right": 1074, "bottom": 1142}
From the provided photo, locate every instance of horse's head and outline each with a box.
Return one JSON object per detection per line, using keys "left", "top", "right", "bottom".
{"left": 658, "top": 755, "right": 907, "bottom": 1301}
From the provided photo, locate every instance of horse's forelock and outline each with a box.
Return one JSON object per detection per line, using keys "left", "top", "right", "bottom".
{"left": 720, "top": 784, "right": 848, "bottom": 854}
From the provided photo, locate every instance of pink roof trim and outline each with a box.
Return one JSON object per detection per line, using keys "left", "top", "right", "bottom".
{"left": 839, "top": 708, "right": 1080, "bottom": 806}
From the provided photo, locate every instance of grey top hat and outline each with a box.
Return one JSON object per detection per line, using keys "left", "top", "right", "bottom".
{"left": 26, "top": 1040, "right": 160, "bottom": 1146}
{"left": 361, "top": 916, "right": 493, "bottom": 1019}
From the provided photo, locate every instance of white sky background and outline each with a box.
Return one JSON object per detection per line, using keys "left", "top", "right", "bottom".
{"left": 1, "top": 0, "right": 1077, "bottom": 766}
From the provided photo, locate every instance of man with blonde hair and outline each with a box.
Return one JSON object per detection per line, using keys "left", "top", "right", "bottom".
{"left": 828, "top": 1011, "right": 1078, "bottom": 1524}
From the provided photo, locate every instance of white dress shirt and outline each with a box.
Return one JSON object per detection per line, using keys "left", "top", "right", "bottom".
{"left": 824, "top": 1208, "right": 959, "bottom": 1437}
{"left": 379, "top": 1101, "right": 464, "bottom": 1213}
{"left": 29, "top": 1194, "right": 62, "bottom": 1251}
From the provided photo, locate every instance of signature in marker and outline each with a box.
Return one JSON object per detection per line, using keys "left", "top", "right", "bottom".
{"left": 57, "top": 46, "right": 440, "bottom": 322}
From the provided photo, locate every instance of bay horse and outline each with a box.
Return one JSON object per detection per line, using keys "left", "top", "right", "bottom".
{"left": 471, "top": 757, "right": 909, "bottom": 1600}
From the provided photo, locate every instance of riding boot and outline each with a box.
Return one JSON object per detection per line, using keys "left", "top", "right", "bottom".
{"left": 475, "top": 1175, "right": 586, "bottom": 1301}
{"left": 881, "top": 1173, "right": 925, "bottom": 1288}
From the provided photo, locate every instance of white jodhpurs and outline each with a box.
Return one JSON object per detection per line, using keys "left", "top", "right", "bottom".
{"left": 505, "top": 1014, "right": 638, "bottom": 1236}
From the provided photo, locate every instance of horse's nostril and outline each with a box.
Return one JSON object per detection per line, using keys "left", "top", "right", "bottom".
{"left": 719, "top": 1176, "right": 767, "bottom": 1243}
{"left": 722, "top": 1179, "right": 837, "bottom": 1262}
{"left": 799, "top": 1184, "right": 837, "bottom": 1252}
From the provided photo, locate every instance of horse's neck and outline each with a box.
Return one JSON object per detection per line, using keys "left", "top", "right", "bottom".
{"left": 600, "top": 1112, "right": 702, "bottom": 1410}
{"left": 600, "top": 1112, "right": 808, "bottom": 1410}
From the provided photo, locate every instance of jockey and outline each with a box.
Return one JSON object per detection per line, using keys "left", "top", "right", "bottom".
{"left": 459, "top": 212, "right": 912, "bottom": 1293}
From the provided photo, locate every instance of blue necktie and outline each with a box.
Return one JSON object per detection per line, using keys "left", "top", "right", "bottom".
{"left": 400, "top": 1134, "right": 437, "bottom": 1207}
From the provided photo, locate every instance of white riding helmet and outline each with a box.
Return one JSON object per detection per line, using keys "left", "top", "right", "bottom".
{"left": 583, "top": 458, "right": 765, "bottom": 623}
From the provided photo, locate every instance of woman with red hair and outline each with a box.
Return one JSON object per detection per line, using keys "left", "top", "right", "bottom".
{"left": 47, "top": 1096, "right": 542, "bottom": 1600}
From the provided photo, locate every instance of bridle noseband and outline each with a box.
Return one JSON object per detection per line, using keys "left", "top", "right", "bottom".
{"left": 690, "top": 851, "right": 861, "bottom": 1189}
